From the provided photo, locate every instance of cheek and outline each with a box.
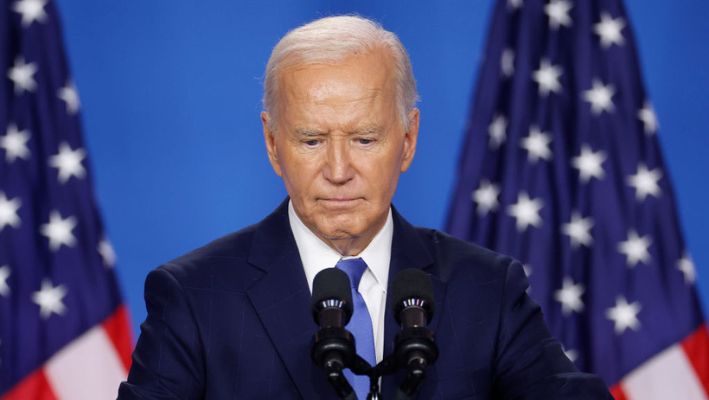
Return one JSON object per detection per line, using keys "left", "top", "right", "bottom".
{"left": 279, "top": 158, "right": 320, "bottom": 199}
{"left": 368, "top": 156, "right": 403, "bottom": 188}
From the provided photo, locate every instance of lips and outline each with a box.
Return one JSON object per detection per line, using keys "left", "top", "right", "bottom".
{"left": 318, "top": 197, "right": 363, "bottom": 209}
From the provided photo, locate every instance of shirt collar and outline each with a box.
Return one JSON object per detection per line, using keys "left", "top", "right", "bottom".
{"left": 288, "top": 200, "right": 392, "bottom": 292}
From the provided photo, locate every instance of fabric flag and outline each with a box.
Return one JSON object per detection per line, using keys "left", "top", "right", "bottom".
{"left": 446, "top": 0, "right": 709, "bottom": 398}
{"left": 0, "top": 0, "right": 132, "bottom": 398}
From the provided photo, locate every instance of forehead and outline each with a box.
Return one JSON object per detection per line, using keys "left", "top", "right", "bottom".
{"left": 278, "top": 49, "right": 397, "bottom": 112}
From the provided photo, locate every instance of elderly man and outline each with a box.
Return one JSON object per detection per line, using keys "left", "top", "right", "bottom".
{"left": 118, "top": 15, "right": 611, "bottom": 399}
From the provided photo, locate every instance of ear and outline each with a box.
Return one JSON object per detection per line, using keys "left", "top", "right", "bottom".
{"left": 261, "top": 111, "right": 283, "bottom": 177}
{"left": 400, "top": 108, "right": 419, "bottom": 172}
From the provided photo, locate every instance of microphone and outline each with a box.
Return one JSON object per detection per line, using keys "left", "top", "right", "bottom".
{"left": 311, "top": 268, "right": 358, "bottom": 399}
{"left": 311, "top": 267, "right": 353, "bottom": 330}
{"left": 391, "top": 269, "right": 438, "bottom": 398}
{"left": 392, "top": 268, "right": 435, "bottom": 330}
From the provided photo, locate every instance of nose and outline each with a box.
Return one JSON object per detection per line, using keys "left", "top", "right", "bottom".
{"left": 323, "top": 137, "right": 355, "bottom": 185}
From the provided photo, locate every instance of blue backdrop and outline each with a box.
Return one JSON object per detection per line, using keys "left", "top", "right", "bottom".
{"left": 53, "top": 0, "right": 709, "bottom": 338}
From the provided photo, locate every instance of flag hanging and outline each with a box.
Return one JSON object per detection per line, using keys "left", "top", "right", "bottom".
{"left": 0, "top": 0, "right": 132, "bottom": 398}
{"left": 446, "top": 0, "right": 709, "bottom": 398}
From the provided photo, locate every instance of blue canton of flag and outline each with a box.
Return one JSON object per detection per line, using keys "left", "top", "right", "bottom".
{"left": 446, "top": 0, "right": 709, "bottom": 398}
{"left": 0, "top": 0, "right": 132, "bottom": 398}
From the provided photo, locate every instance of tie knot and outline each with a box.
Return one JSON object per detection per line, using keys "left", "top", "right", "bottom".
{"left": 336, "top": 258, "right": 368, "bottom": 289}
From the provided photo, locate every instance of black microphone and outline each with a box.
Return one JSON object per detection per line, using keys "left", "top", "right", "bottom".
{"left": 312, "top": 267, "right": 354, "bottom": 329}
{"left": 311, "top": 268, "right": 358, "bottom": 399}
{"left": 391, "top": 269, "right": 438, "bottom": 399}
{"left": 392, "top": 269, "right": 435, "bottom": 330}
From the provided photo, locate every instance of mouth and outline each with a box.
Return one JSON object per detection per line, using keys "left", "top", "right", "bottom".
{"left": 318, "top": 197, "right": 363, "bottom": 209}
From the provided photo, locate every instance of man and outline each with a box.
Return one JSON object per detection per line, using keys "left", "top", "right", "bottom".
{"left": 118, "top": 15, "right": 611, "bottom": 399}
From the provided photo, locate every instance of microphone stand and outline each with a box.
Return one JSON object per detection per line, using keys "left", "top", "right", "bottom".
{"left": 312, "top": 326, "right": 358, "bottom": 400}
{"left": 365, "top": 354, "right": 397, "bottom": 400}
{"left": 359, "top": 325, "right": 438, "bottom": 400}
{"left": 314, "top": 326, "right": 438, "bottom": 399}
{"left": 392, "top": 326, "right": 438, "bottom": 399}
{"left": 394, "top": 358, "right": 427, "bottom": 400}
{"left": 315, "top": 339, "right": 436, "bottom": 399}
{"left": 326, "top": 361, "right": 357, "bottom": 400}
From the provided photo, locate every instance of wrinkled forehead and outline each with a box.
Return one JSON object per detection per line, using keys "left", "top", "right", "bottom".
{"left": 277, "top": 49, "right": 398, "bottom": 111}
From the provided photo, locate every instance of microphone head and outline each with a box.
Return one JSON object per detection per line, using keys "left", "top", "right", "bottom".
{"left": 391, "top": 269, "right": 434, "bottom": 324}
{"left": 311, "top": 268, "right": 353, "bottom": 323}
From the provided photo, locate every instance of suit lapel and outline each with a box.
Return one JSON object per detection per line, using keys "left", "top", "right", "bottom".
{"left": 381, "top": 207, "right": 447, "bottom": 398}
{"left": 245, "top": 200, "right": 332, "bottom": 399}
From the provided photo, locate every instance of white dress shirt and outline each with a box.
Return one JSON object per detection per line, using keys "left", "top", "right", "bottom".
{"left": 288, "top": 201, "right": 392, "bottom": 363}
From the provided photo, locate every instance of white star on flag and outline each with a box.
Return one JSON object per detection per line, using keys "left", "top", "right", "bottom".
{"left": 507, "top": 0, "right": 523, "bottom": 10}
{"left": 488, "top": 115, "right": 507, "bottom": 148}
{"left": 533, "top": 59, "right": 563, "bottom": 96}
{"left": 562, "top": 212, "right": 593, "bottom": 248}
{"left": 0, "top": 266, "right": 10, "bottom": 297}
{"left": 594, "top": 12, "right": 625, "bottom": 48}
{"left": 583, "top": 79, "right": 615, "bottom": 114}
{"left": 677, "top": 253, "right": 696, "bottom": 284}
{"left": 571, "top": 145, "right": 606, "bottom": 183}
{"left": 32, "top": 279, "right": 68, "bottom": 319}
{"left": 507, "top": 192, "right": 544, "bottom": 232}
{"left": 1, "top": 124, "right": 31, "bottom": 162}
{"left": 638, "top": 102, "right": 658, "bottom": 135}
{"left": 618, "top": 230, "right": 652, "bottom": 268}
{"left": 98, "top": 239, "right": 117, "bottom": 268}
{"left": 564, "top": 348, "right": 579, "bottom": 363}
{"left": 627, "top": 163, "right": 662, "bottom": 201}
{"left": 7, "top": 57, "right": 37, "bottom": 94}
{"left": 606, "top": 296, "right": 641, "bottom": 334}
{"left": 501, "top": 48, "right": 515, "bottom": 77}
{"left": 49, "top": 142, "right": 86, "bottom": 183}
{"left": 523, "top": 264, "right": 532, "bottom": 293}
{"left": 545, "top": 0, "right": 573, "bottom": 30}
{"left": 12, "top": 0, "right": 48, "bottom": 27}
{"left": 554, "top": 277, "right": 585, "bottom": 315}
{"left": 58, "top": 81, "right": 81, "bottom": 114}
{"left": 521, "top": 126, "right": 552, "bottom": 163}
{"left": 472, "top": 180, "right": 500, "bottom": 216}
{"left": 40, "top": 210, "right": 77, "bottom": 251}
{"left": 522, "top": 264, "right": 532, "bottom": 277}
{"left": 0, "top": 192, "right": 22, "bottom": 232}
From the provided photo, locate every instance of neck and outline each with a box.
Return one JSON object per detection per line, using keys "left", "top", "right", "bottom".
{"left": 322, "top": 236, "right": 371, "bottom": 257}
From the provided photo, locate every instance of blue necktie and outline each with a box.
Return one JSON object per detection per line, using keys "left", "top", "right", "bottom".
{"left": 336, "top": 258, "right": 376, "bottom": 400}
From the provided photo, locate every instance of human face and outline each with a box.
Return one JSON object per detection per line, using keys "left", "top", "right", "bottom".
{"left": 261, "top": 49, "right": 419, "bottom": 256}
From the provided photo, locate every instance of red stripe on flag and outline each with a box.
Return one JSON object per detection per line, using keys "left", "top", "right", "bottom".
{"left": 102, "top": 304, "right": 134, "bottom": 372}
{"left": 681, "top": 324, "right": 709, "bottom": 394}
{"left": 609, "top": 384, "right": 628, "bottom": 400}
{"left": 1, "top": 369, "right": 58, "bottom": 400}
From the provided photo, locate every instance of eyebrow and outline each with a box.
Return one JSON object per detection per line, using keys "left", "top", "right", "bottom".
{"left": 294, "top": 128, "right": 327, "bottom": 137}
{"left": 293, "top": 125, "right": 382, "bottom": 137}
{"left": 349, "top": 125, "right": 381, "bottom": 136}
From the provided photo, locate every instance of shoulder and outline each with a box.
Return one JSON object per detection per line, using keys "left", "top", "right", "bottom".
{"left": 149, "top": 222, "right": 263, "bottom": 293}
{"left": 413, "top": 226, "right": 524, "bottom": 285}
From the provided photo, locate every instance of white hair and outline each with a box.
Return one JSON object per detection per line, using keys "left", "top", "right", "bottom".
{"left": 263, "top": 15, "right": 418, "bottom": 130}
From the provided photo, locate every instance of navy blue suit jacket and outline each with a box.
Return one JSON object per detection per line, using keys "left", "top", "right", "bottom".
{"left": 118, "top": 201, "right": 611, "bottom": 399}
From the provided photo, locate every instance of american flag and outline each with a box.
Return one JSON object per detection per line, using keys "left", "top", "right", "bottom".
{"left": 446, "top": 0, "right": 709, "bottom": 398}
{"left": 0, "top": 0, "right": 132, "bottom": 398}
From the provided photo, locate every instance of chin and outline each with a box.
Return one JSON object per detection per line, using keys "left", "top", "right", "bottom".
{"left": 317, "top": 221, "right": 363, "bottom": 241}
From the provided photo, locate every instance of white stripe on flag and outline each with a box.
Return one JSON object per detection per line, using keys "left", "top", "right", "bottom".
{"left": 623, "top": 343, "right": 707, "bottom": 400}
{"left": 45, "top": 324, "right": 126, "bottom": 400}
